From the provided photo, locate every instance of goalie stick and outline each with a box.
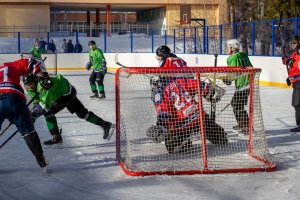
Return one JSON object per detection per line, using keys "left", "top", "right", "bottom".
{"left": 0, "top": 93, "right": 39, "bottom": 149}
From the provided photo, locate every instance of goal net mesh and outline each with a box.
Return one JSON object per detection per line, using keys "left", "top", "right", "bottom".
{"left": 116, "top": 67, "right": 276, "bottom": 176}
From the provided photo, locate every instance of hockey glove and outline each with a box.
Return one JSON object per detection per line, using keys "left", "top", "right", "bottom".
{"left": 146, "top": 125, "right": 168, "bottom": 143}
{"left": 222, "top": 79, "right": 232, "bottom": 86}
{"left": 38, "top": 76, "right": 53, "bottom": 90}
{"left": 86, "top": 62, "right": 92, "bottom": 70}
{"left": 101, "top": 60, "right": 107, "bottom": 75}
{"left": 31, "top": 103, "right": 45, "bottom": 123}
{"left": 286, "top": 58, "right": 294, "bottom": 70}
{"left": 286, "top": 77, "right": 291, "bottom": 86}
{"left": 282, "top": 56, "right": 289, "bottom": 65}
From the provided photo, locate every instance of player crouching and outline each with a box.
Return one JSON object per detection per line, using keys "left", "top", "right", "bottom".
{"left": 23, "top": 73, "right": 115, "bottom": 144}
{"left": 147, "top": 75, "right": 228, "bottom": 154}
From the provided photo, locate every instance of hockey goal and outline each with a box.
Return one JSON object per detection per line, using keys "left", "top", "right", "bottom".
{"left": 115, "top": 67, "right": 276, "bottom": 176}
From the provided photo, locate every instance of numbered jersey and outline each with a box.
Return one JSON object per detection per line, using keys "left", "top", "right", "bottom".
{"left": 161, "top": 56, "right": 187, "bottom": 68}
{"left": 153, "top": 77, "right": 201, "bottom": 130}
{"left": 287, "top": 51, "right": 300, "bottom": 84}
{"left": 0, "top": 59, "right": 31, "bottom": 100}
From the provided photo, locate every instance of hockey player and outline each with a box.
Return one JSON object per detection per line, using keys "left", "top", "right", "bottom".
{"left": 0, "top": 58, "right": 51, "bottom": 168}
{"left": 156, "top": 45, "right": 187, "bottom": 68}
{"left": 23, "top": 73, "right": 115, "bottom": 143}
{"left": 282, "top": 34, "right": 300, "bottom": 134}
{"left": 30, "top": 41, "right": 46, "bottom": 60}
{"left": 225, "top": 39, "right": 253, "bottom": 134}
{"left": 86, "top": 40, "right": 107, "bottom": 100}
{"left": 146, "top": 75, "right": 228, "bottom": 154}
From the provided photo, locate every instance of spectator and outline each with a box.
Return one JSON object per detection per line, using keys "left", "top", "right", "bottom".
{"left": 60, "top": 39, "right": 68, "bottom": 53}
{"left": 67, "top": 39, "right": 74, "bottom": 53}
{"left": 74, "top": 41, "right": 83, "bottom": 53}
{"left": 47, "top": 39, "right": 56, "bottom": 53}
{"left": 39, "top": 38, "right": 47, "bottom": 51}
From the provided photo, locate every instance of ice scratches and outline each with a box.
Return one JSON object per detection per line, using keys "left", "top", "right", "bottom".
{"left": 270, "top": 147, "right": 298, "bottom": 169}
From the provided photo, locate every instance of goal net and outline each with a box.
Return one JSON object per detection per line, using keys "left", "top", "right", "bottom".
{"left": 116, "top": 67, "right": 276, "bottom": 176}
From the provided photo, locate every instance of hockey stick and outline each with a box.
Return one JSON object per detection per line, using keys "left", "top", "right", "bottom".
{"left": 216, "top": 101, "right": 231, "bottom": 117}
{"left": 210, "top": 53, "right": 218, "bottom": 122}
{"left": 277, "top": 11, "right": 287, "bottom": 58}
{"left": 0, "top": 93, "right": 39, "bottom": 149}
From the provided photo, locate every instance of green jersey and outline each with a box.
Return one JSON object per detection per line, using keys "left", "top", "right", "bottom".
{"left": 227, "top": 51, "right": 253, "bottom": 90}
{"left": 30, "top": 47, "right": 45, "bottom": 59}
{"left": 26, "top": 75, "right": 71, "bottom": 111}
{"left": 89, "top": 48, "right": 105, "bottom": 71}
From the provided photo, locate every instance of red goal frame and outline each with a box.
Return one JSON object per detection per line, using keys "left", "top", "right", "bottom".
{"left": 115, "top": 67, "right": 277, "bottom": 176}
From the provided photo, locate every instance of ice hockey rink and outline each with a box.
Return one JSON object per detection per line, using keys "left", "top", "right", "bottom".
{"left": 0, "top": 70, "right": 300, "bottom": 200}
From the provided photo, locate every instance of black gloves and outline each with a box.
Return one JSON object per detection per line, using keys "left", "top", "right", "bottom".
{"left": 38, "top": 76, "right": 53, "bottom": 90}
{"left": 286, "top": 78, "right": 291, "bottom": 86}
{"left": 86, "top": 62, "right": 92, "bottom": 70}
{"left": 222, "top": 79, "right": 232, "bottom": 86}
{"left": 101, "top": 60, "right": 107, "bottom": 75}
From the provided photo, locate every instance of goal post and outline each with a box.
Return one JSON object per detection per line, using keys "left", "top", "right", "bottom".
{"left": 115, "top": 67, "right": 277, "bottom": 176}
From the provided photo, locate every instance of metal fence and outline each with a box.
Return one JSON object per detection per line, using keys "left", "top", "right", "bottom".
{"left": 0, "top": 17, "right": 299, "bottom": 56}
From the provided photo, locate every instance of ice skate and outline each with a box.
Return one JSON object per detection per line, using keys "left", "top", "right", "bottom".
{"left": 90, "top": 93, "right": 99, "bottom": 100}
{"left": 290, "top": 126, "right": 300, "bottom": 135}
{"left": 43, "top": 134, "right": 63, "bottom": 145}
{"left": 97, "top": 91, "right": 106, "bottom": 100}
{"left": 102, "top": 122, "right": 115, "bottom": 140}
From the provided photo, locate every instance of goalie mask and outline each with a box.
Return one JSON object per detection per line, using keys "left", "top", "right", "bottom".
{"left": 150, "top": 75, "right": 163, "bottom": 90}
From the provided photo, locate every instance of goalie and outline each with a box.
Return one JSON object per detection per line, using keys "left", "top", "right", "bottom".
{"left": 147, "top": 75, "right": 228, "bottom": 154}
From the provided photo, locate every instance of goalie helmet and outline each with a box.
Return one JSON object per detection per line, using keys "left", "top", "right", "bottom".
{"left": 156, "top": 45, "right": 171, "bottom": 60}
{"left": 227, "top": 39, "right": 240, "bottom": 50}
{"left": 150, "top": 75, "right": 163, "bottom": 90}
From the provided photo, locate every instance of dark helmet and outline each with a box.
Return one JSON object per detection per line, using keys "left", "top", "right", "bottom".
{"left": 156, "top": 45, "right": 171, "bottom": 59}
{"left": 23, "top": 73, "right": 36, "bottom": 85}
{"left": 88, "top": 40, "right": 96, "bottom": 46}
{"left": 294, "top": 34, "right": 300, "bottom": 49}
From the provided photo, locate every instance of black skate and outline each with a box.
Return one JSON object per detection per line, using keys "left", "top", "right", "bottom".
{"left": 97, "top": 92, "right": 106, "bottom": 100}
{"left": 43, "top": 134, "right": 63, "bottom": 145}
{"left": 102, "top": 122, "right": 115, "bottom": 140}
{"left": 90, "top": 93, "right": 99, "bottom": 100}
{"left": 290, "top": 126, "right": 300, "bottom": 135}
{"left": 36, "top": 155, "right": 47, "bottom": 168}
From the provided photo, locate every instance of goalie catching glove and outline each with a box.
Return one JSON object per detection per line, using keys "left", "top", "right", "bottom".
{"left": 146, "top": 125, "right": 168, "bottom": 143}
{"left": 202, "top": 82, "right": 226, "bottom": 103}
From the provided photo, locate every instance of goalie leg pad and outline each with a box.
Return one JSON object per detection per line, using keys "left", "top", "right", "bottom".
{"left": 204, "top": 116, "right": 228, "bottom": 145}
{"left": 146, "top": 125, "right": 167, "bottom": 143}
{"left": 165, "top": 131, "right": 192, "bottom": 154}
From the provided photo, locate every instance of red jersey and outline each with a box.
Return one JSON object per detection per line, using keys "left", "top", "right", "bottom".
{"left": 153, "top": 77, "right": 207, "bottom": 131}
{"left": 287, "top": 50, "right": 300, "bottom": 84}
{"left": 0, "top": 59, "right": 36, "bottom": 100}
{"left": 160, "top": 56, "right": 187, "bottom": 68}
